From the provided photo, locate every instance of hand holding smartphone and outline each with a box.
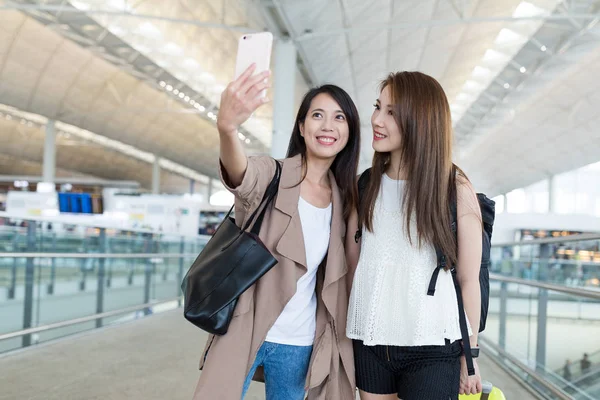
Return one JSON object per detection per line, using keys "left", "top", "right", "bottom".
{"left": 234, "top": 32, "right": 273, "bottom": 91}
{"left": 216, "top": 32, "right": 273, "bottom": 136}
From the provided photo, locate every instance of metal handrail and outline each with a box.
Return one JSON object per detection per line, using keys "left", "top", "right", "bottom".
{"left": 0, "top": 252, "right": 200, "bottom": 259}
{"left": 0, "top": 297, "right": 182, "bottom": 341}
{"left": 0, "top": 210, "right": 213, "bottom": 241}
{"left": 480, "top": 336, "right": 591, "bottom": 400}
{"left": 492, "top": 233, "right": 600, "bottom": 248}
{"left": 490, "top": 273, "right": 600, "bottom": 300}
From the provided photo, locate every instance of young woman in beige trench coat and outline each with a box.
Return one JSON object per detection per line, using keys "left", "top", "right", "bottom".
{"left": 192, "top": 65, "right": 361, "bottom": 400}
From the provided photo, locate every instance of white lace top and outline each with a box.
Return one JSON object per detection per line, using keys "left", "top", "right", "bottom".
{"left": 346, "top": 173, "right": 470, "bottom": 346}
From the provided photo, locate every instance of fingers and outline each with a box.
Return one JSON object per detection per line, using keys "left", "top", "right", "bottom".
{"left": 240, "top": 70, "right": 271, "bottom": 95}
{"left": 248, "top": 95, "right": 270, "bottom": 112}
{"left": 246, "top": 79, "right": 271, "bottom": 100}
{"left": 229, "top": 64, "right": 256, "bottom": 91}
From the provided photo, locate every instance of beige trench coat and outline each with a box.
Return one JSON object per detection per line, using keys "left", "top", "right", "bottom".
{"left": 192, "top": 154, "right": 355, "bottom": 399}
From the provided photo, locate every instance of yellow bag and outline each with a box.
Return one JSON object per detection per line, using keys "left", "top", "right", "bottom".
{"left": 459, "top": 381, "right": 506, "bottom": 400}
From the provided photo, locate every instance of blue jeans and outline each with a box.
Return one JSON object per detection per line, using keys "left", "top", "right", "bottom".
{"left": 241, "top": 341, "right": 313, "bottom": 400}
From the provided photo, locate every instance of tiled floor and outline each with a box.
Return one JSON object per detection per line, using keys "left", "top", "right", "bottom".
{"left": 0, "top": 309, "right": 535, "bottom": 400}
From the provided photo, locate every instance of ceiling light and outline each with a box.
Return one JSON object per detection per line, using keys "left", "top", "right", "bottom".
{"left": 107, "top": 25, "right": 126, "bottom": 37}
{"left": 165, "top": 85, "right": 173, "bottom": 91}
{"left": 482, "top": 49, "right": 510, "bottom": 65}
{"left": 198, "top": 105, "right": 206, "bottom": 112}
{"left": 456, "top": 92, "right": 475, "bottom": 103}
{"left": 245, "top": 139, "right": 251, "bottom": 144}
{"left": 71, "top": 1, "right": 92, "bottom": 10}
{"left": 137, "top": 22, "right": 162, "bottom": 39}
{"left": 513, "top": 1, "right": 546, "bottom": 18}
{"left": 108, "top": 0, "right": 133, "bottom": 11}
{"left": 199, "top": 72, "right": 216, "bottom": 83}
{"left": 183, "top": 58, "right": 200, "bottom": 69}
{"left": 520, "top": 66, "right": 527, "bottom": 73}
{"left": 504, "top": 83, "right": 510, "bottom": 89}
{"left": 238, "top": 132, "right": 246, "bottom": 140}
{"left": 163, "top": 42, "right": 183, "bottom": 57}
{"left": 184, "top": 96, "right": 190, "bottom": 102}
{"left": 472, "top": 66, "right": 492, "bottom": 79}
{"left": 173, "top": 89, "right": 179, "bottom": 95}
{"left": 159, "top": 81, "right": 166, "bottom": 87}
{"left": 207, "top": 112, "right": 215, "bottom": 119}
{"left": 463, "top": 80, "right": 484, "bottom": 92}
{"left": 541, "top": 45, "right": 547, "bottom": 52}
{"left": 178, "top": 92, "right": 185, "bottom": 99}
{"left": 495, "top": 29, "right": 526, "bottom": 46}
{"left": 190, "top": 100, "right": 196, "bottom": 105}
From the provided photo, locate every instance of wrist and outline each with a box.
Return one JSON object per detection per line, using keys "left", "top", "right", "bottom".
{"left": 217, "top": 124, "right": 237, "bottom": 138}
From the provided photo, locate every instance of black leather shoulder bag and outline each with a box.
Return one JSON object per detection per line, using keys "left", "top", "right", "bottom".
{"left": 181, "top": 161, "right": 282, "bottom": 335}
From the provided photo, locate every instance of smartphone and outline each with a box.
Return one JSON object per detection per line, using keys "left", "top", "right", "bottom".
{"left": 234, "top": 32, "right": 273, "bottom": 92}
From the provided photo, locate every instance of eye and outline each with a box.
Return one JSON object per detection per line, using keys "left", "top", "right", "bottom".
{"left": 312, "top": 112, "right": 323, "bottom": 118}
{"left": 373, "top": 103, "right": 380, "bottom": 110}
{"left": 335, "top": 114, "right": 346, "bottom": 121}
{"left": 387, "top": 109, "right": 393, "bottom": 116}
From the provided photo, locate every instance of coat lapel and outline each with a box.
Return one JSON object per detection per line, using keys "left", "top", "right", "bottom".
{"left": 323, "top": 169, "right": 347, "bottom": 290}
{"left": 274, "top": 154, "right": 307, "bottom": 271}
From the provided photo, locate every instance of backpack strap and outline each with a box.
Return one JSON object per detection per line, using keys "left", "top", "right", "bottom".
{"left": 427, "top": 195, "right": 457, "bottom": 295}
{"left": 427, "top": 166, "right": 476, "bottom": 376}
{"left": 354, "top": 168, "right": 371, "bottom": 243}
{"left": 452, "top": 265, "right": 476, "bottom": 376}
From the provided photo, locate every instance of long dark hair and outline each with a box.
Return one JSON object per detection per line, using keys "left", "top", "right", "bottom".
{"left": 286, "top": 84, "right": 361, "bottom": 220}
{"left": 359, "top": 72, "right": 460, "bottom": 268}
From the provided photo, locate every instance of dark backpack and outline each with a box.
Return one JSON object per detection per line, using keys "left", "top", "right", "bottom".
{"left": 355, "top": 167, "right": 495, "bottom": 376}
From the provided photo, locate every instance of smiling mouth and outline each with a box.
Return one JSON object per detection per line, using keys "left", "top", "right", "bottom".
{"left": 316, "top": 136, "right": 337, "bottom": 145}
{"left": 374, "top": 131, "right": 387, "bottom": 139}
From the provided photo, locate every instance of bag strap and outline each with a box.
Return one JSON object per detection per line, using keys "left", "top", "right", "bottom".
{"left": 449, "top": 165, "right": 476, "bottom": 377}
{"left": 452, "top": 267, "right": 476, "bottom": 376}
{"left": 448, "top": 166, "right": 476, "bottom": 376}
{"left": 427, "top": 169, "right": 457, "bottom": 296}
{"left": 426, "top": 166, "right": 476, "bottom": 376}
{"left": 241, "top": 160, "right": 282, "bottom": 235}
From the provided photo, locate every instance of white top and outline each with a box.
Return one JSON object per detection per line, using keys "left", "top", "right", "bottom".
{"left": 266, "top": 197, "right": 332, "bottom": 346}
{"left": 346, "top": 173, "right": 470, "bottom": 346}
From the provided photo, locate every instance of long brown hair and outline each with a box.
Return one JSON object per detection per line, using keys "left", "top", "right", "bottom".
{"left": 359, "top": 71, "right": 459, "bottom": 267}
{"left": 287, "top": 84, "right": 361, "bottom": 221}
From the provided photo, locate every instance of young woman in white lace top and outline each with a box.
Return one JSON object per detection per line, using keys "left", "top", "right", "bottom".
{"left": 345, "top": 71, "right": 483, "bottom": 400}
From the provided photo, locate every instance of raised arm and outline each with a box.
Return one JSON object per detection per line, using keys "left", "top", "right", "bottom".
{"left": 216, "top": 64, "right": 270, "bottom": 187}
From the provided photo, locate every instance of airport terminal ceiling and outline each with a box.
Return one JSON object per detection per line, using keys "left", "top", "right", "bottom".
{"left": 0, "top": 0, "right": 599, "bottom": 196}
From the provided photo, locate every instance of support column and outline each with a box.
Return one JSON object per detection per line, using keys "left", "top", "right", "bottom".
{"left": 206, "top": 179, "right": 214, "bottom": 204}
{"left": 41, "top": 120, "right": 56, "bottom": 191}
{"left": 22, "top": 223, "right": 37, "bottom": 348}
{"left": 548, "top": 175, "right": 556, "bottom": 213}
{"left": 503, "top": 193, "right": 508, "bottom": 213}
{"left": 152, "top": 156, "right": 160, "bottom": 194}
{"left": 536, "top": 243, "right": 551, "bottom": 372}
{"left": 271, "top": 39, "right": 297, "bottom": 159}
{"left": 189, "top": 179, "right": 195, "bottom": 195}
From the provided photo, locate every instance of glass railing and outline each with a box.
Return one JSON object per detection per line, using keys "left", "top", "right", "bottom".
{"left": 490, "top": 234, "right": 600, "bottom": 289}
{"left": 0, "top": 214, "right": 208, "bottom": 354}
{"left": 485, "top": 234, "right": 600, "bottom": 400}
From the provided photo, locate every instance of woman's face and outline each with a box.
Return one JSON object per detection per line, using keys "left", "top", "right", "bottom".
{"left": 371, "top": 85, "right": 402, "bottom": 153}
{"left": 300, "top": 93, "right": 350, "bottom": 160}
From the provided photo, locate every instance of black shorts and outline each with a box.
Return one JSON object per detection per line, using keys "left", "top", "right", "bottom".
{"left": 353, "top": 339, "right": 462, "bottom": 400}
